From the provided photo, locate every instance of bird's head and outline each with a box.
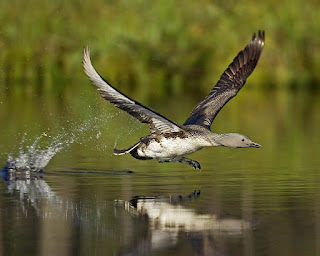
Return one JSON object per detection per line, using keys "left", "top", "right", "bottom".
{"left": 216, "top": 133, "right": 262, "bottom": 148}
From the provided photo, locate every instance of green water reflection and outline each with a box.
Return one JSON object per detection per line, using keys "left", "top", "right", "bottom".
{"left": 0, "top": 88, "right": 320, "bottom": 256}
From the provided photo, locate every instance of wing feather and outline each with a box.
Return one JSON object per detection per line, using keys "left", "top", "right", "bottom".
{"left": 184, "top": 30, "right": 265, "bottom": 128}
{"left": 83, "top": 47, "right": 182, "bottom": 134}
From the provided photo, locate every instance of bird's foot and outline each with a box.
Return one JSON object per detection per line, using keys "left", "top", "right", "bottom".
{"left": 190, "top": 160, "right": 201, "bottom": 171}
{"left": 179, "top": 157, "right": 201, "bottom": 171}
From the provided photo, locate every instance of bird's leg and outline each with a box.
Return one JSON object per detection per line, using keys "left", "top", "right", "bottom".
{"left": 178, "top": 157, "right": 201, "bottom": 171}
{"left": 157, "top": 157, "right": 201, "bottom": 170}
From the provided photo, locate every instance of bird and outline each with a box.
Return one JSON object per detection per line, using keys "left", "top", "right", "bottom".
{"left": 83, "top": 30, "right": 265, "bottom": 170}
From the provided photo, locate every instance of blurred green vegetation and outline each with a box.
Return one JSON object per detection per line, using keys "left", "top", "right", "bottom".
{"left": 0, "top": 0, "right": 319, "bottom": 99}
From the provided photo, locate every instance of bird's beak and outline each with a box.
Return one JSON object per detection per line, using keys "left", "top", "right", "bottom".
{"left": 250, "top": 142, "right": 262, "bottom": 148}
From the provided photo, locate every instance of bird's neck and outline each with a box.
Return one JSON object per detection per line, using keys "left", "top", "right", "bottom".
{"left": 210, "top": 133, "right": 232, "bottom": 147}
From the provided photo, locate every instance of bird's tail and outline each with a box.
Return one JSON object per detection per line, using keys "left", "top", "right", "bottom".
{"left": 113, "top": 141, "right": 141, "bottom": 155}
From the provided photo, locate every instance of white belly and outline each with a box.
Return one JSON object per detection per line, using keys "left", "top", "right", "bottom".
{"left": 137, "top": 137, "right": 211, "bottom": 160}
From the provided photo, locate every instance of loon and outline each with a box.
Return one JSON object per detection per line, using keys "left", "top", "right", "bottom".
{"left": 83, "top": 30, "right": 265, "bottom": 170}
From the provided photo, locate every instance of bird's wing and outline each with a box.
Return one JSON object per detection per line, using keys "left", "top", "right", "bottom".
{"left": 83, "top": 47, "right": 182, "bottom": 134}
{"left": 184, "top": 30, "right": 265, "bottom": 129}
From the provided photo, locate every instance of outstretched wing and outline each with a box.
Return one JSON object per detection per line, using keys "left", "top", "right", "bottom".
{"left": 83, "top": 46, "right": 182, "bottom": 134}
{"left": 184, "top": 30, "right": 265, "bottom": 129}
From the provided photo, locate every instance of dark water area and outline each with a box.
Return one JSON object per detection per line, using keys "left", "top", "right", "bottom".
{"left": 0, "top": 87, "right": 320, "bottom": 256}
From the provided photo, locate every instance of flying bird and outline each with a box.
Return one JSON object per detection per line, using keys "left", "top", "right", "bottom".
{"left": 83, "top": 30, "right": 265, "bottom": 170}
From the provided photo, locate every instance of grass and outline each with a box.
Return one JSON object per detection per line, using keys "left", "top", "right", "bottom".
{"left": 0, "top": 0, "right": 319, "bottom": 99}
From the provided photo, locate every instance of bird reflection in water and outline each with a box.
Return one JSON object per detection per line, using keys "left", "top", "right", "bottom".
{"left": 116, "top": 190, "right": 251, "bottom": 255}
{"left": 0, "top": 165, "right": 252, "bottom": 255}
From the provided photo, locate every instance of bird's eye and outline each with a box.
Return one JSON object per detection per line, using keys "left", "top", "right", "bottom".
{"left": 242, "top": 139, "right": 245, "bottom": 141}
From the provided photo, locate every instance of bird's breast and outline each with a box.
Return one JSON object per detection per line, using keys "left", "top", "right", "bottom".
{"left": 137, "top": 136, "right": 211, "bottom": 159}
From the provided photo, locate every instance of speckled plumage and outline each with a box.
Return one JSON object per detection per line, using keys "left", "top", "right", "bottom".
{"left": 83, "top": 31, "right": 265, "bottom": 170}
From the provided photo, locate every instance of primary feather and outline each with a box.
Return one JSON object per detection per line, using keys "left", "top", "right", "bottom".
{"left": 82, "top": 46, "right": 182, "bottom": 134}
{"left": 184, "top": 30, "right": 265, "bottom": 129}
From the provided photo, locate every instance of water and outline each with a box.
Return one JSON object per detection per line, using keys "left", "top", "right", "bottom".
{"left": 3, "top": 116, "right": 107, "bottom": 171}
{"left": 0, "top": 88, "right": 320, "bottom": 256}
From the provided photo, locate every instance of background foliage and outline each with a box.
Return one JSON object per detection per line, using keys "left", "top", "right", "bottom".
{"left": 0, "top": 0, "right": 319, "bottom": 100}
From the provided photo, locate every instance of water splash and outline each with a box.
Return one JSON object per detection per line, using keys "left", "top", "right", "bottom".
{"left": 5, "top": 133, "right": 64, "bottom": 171}
{"left": 3, "top": 113, "right": 117, "bottom": 172}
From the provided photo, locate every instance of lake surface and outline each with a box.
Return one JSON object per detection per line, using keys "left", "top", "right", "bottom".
{"left": 0, "top": 86, "right": 320, "bottom": 256}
